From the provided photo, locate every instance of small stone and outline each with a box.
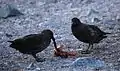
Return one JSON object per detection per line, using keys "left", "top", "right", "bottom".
{"left": 92, "top": 18, "right": 101, "bottom": 23}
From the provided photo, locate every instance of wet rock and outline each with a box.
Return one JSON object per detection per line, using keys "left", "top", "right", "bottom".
{"left": 70, "top": 57, "right": 106, "bottom": 71}
{"left": 0, "top": 4, "right": 23, "bottom": 18}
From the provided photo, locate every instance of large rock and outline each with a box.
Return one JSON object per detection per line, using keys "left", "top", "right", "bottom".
{"left": 69, "top": 57, "right": 106, "bottom": 71}
{"left": 0, "top": 4, "right": 23, "bottom": 18}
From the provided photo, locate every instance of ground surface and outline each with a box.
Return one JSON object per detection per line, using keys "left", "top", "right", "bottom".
{"left": 0, "top": 0, "right": 120, "bottom": 71}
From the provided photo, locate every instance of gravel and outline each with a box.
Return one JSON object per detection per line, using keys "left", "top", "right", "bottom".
{"left": 0, "top": 0, "right": 120, "bottom": 71}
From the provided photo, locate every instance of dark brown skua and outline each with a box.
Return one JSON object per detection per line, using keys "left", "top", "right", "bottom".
{"left": 8, "top": 29, "right": 57, "bottom": 62}
{"left": 71, "top": 17, "right": 111, "bottom": 54}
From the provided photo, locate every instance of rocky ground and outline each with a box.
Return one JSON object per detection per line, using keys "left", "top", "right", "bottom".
{"left": 0, "top": 0, "right": 120, "bottom": 71}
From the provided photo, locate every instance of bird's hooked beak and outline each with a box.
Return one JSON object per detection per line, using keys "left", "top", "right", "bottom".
{"left": 52, "top": 37, "right": 59, "bottom": 51}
